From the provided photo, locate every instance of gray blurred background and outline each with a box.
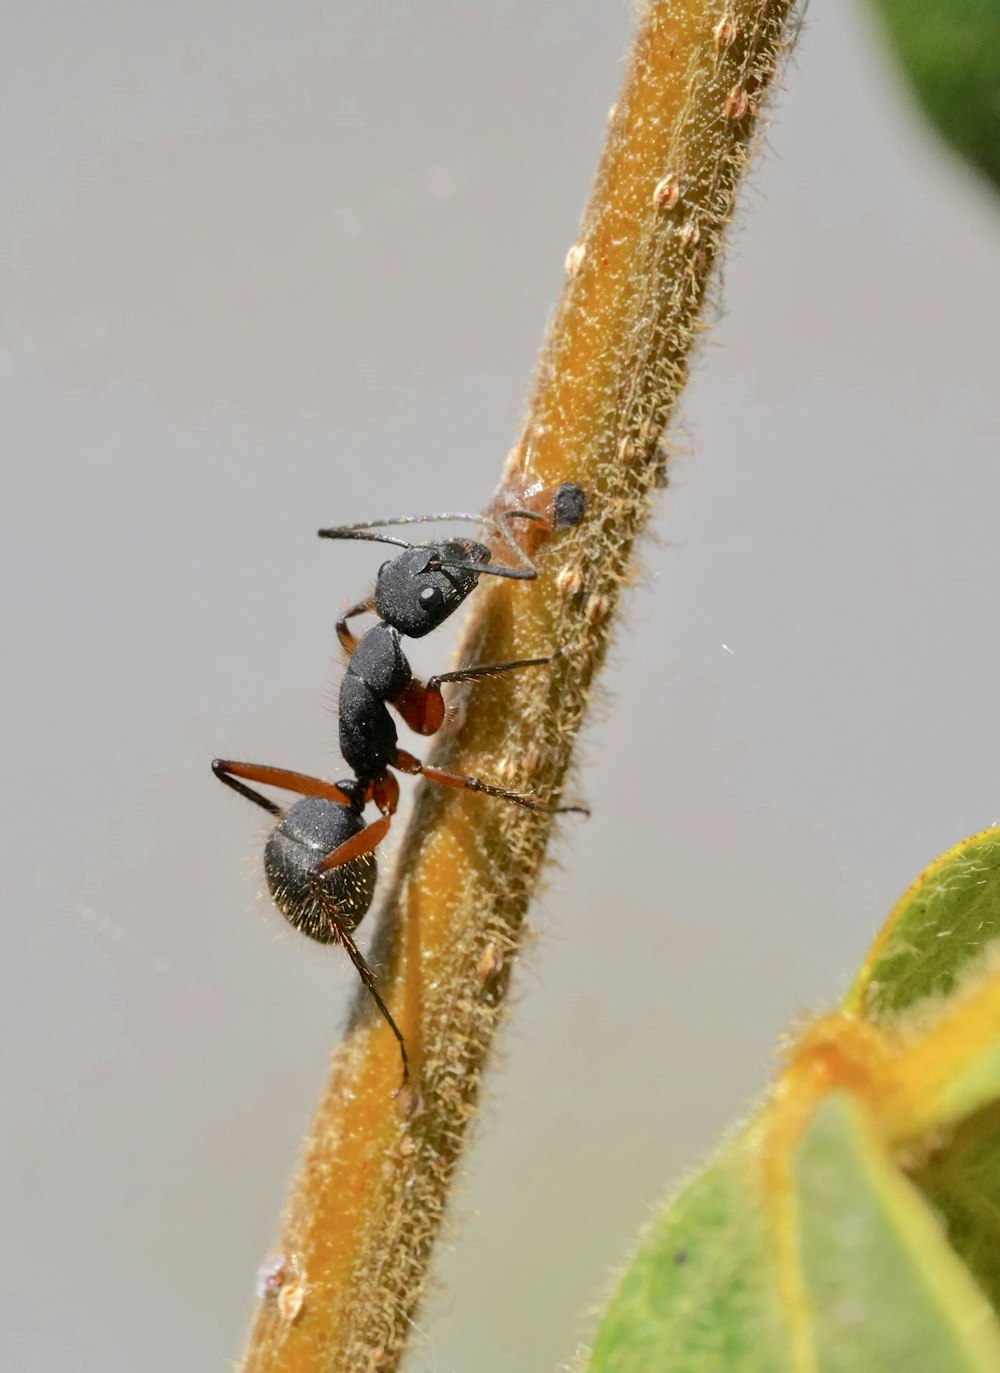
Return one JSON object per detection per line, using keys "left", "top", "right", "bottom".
{"left": 3, "top": 2, "right": 999, "bottom": 1370}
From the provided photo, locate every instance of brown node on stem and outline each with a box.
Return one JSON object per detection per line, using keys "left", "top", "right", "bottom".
{"left": 556, "top": 564, "right": 584, "bottom": 600}
{"left": 724, "top": 83, "right": 749, "bottom": 120}
{"left": 494, "top": 755, "right": 519, "bottom": 785}
{"left": 277, "top": 1281, "right": 306, "bottom": 1326}
{"left": 585, "top": 594, "right": 612, "bottom": 625}
{"left": 681, "top": 222, "right": 702, "bottom": 252}
{"left": 521, "top": 741, "right": 542, "bottom": 778}
{"left": 255, "top": 1254, "right": 290, "bottom": 1301}
{"left": 478, "top": 941, "right": 506, "bottom": 982}
{"left": 564, "top": 242, "right": 586, "bottom": 277}
{"left": 639, "top": 415, "right": 663, "bottom": 447}
{"left": 396, "top": 1082, "right": 423, "bottom": 1120}
{"left": 653, "top": 174, "right": 681, "bottom": 210}
{"left": 714, "top": 17, "right": 738, "bottom": 52}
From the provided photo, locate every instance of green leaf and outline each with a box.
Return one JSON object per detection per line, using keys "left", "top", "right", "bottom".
{"left": 586, "top": 1092, "right": 1000, "bottom": 1373}
{"left": 848, "top": 828, "right": 1000, "bottom": 1022}
{"left": 795, "top": 1094, "right": 1000, "bottom": 1373}
{"left": 912, "top": 1099, "right": 1000, "bottom": 1325}
{"left": 585, "top": 828, "right": 1000, "bottom": 1372}
{"left": 868, "top": 0, "right": 1000, "bottom": 196}
{"left": 587, "top": 1134, "right": 792, "bottom": 1373}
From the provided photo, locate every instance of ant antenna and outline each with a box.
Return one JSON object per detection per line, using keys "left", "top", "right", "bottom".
{"left": 318, "top": 509, "right": 545, "bottom": 579}
{"left": 317, "top": 528, "right": 413, "bottom": 550}
{"left": 434, "top": 508, "right": 543, "bottom": 581}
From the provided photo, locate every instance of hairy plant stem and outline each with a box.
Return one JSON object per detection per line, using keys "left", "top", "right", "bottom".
{"left": 239, "top": 2, "right": 799, "bottom": 1368}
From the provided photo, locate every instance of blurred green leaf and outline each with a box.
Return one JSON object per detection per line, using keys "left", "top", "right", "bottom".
{"left": 868, "top": 0, "right": 1000, "bottom": 195}
{"left": 848, "top": 828, "right": 1000, "bottom": 1021}
{"left": 913, "top": 1098, "right": 1000, "bottom": 1324}
{"left": 586, "top": 1136, "right": 792, "bottom": 1372}
{"left": 795, "top": 1093, "right": 1000, "bottom": 1372}
{"left": 585, "top": 829, "right": 1000, "bottom": 1372}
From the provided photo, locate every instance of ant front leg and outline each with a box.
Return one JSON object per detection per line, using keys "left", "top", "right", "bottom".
{"left": 391, "top": 651, "right": 565, "bottom": 737}
{"left": 336, "top": 599, "right": 375, "bottom": 657}
{"left": 393, "top": 748, "right": 589, "bottom": 815}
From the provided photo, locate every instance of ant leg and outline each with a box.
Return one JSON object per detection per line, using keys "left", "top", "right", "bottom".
{"left": 392, "top": 653, "right": 562, "bottom": 736}
{"left": 391, "top": 681, "right": 445, "bottom": 736}
{"left": 212, "top": 760, "right": 357, "bottom": 815}
{"left": 317, "top": 772, "right": 398, "bottom": 873}
{"left": 337, "top": 925, "right": 410, "bottom": 1086}
{"left": 431, "top": 651, "right": 562, "bottom": 689}
{"left": 318, "top": 814, "right": 391, "bottom": 873}
{"left": 394, "top": 748, "right": 589, "bottom": 815}
{"left": 336, "top": 599, "right": 375, "bottom": 657}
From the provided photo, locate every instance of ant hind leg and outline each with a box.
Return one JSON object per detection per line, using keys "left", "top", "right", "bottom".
{"left": 317, "top": 813, "right": 392, "bottom": 873}
{"left": 336, "top": 599, "right": 375, "bottom": 657}
{"left": 212, "top": 759, "right": 359, "bottom": 816}
{"left": 337, "top": 925, "right": 410, "bottom": 1087}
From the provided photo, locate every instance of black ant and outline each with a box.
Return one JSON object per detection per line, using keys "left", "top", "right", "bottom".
{"left": 213, "top": 485, "right": 587, "bottom": 1085}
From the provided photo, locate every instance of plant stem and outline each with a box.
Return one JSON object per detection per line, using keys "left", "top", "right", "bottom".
{"left": 239, "top": 2, "right": 800, "bottom": 1368}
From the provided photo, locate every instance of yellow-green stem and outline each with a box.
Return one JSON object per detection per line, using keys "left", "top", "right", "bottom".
{"left": 240, "top": 2, "right": 799, "bottom": 1369}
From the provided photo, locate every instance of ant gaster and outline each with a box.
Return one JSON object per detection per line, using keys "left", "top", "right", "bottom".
{"left": 213, "top": 485, "right": 587, "bottom": 1085}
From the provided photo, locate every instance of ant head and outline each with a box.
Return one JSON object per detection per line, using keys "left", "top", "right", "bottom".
{"left": 264, "top": 797, "right": 377, "bottom": 941}
{"left": 374, "top": 540, "right": 490, "bottom": 637}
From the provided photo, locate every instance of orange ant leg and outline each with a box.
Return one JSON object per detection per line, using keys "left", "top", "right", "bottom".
{"left": 316, "top": 770, "right": 398, "bottom": 873}
{"left": 393, "top": 748, "right": 589, "bottom": 815}
{"left": 212, "top": 759, "right": 357, "bottom": 816}
{"left": 336, "top": 599, "right": 375, "bottom": 657}
{"left": 372, "top": 771, "right": 400, "bottom": 815}
{"left": 391, "top": 681, "right": 446, "bottom": 736}
{"left": 391, "top": 653, "right": 563, "bottom": 736}
{"left": 317, "top": 813, "right": 392, "bottom": 873}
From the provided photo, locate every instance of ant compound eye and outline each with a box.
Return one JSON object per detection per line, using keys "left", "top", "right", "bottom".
{"left": 378, "top": 560, "right": 392, "bottom": 578}
{"left": 419, "top": 585, "right": 443, "bottom": 610}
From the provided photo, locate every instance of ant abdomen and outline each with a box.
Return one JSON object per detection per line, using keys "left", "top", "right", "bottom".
{"left": 264, "top": 797, "right": 377, "bottom": 942}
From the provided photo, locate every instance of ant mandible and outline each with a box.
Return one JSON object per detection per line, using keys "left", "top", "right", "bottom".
{"left": 213, "top": 484, "right": 587, "bottom": 1084}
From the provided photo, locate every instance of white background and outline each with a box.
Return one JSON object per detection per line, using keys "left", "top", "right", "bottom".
{"left": 4, "top": 2, "right": 1000, "bottom": 1369}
